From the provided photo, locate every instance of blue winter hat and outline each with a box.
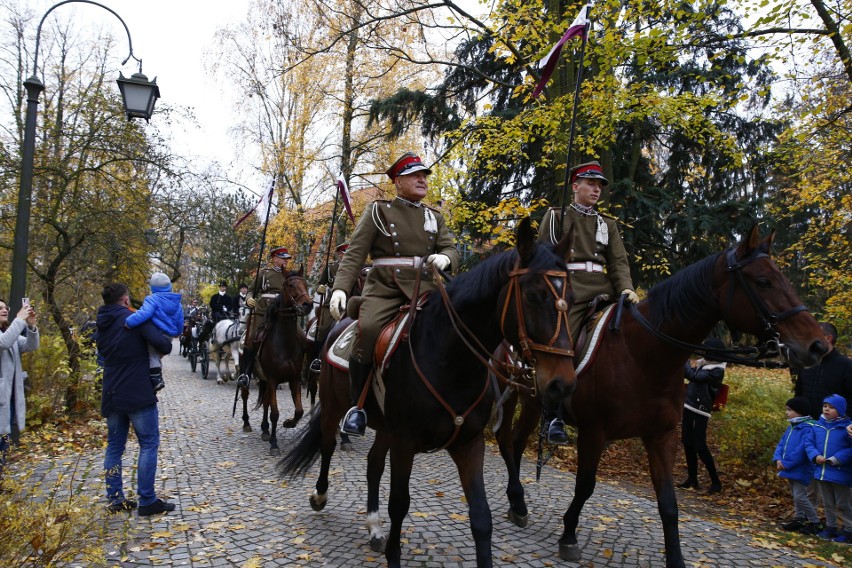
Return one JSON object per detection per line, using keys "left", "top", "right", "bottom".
{"left": 150, "top": 272, "right": 172, "bottom": 293}
{"left": 823, "top": 394, "right": 847, "bottom": 417}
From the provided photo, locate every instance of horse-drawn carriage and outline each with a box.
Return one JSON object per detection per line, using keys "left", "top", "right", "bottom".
{"left": 181, "top": 308, "right": 211, "bottom": 379}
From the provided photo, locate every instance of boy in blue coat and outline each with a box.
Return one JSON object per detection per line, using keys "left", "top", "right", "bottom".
{"left": 805, "top": 394, "right": 852, "bottom": 542}
{"left": 125, "top": 273, "right": 183, "bottom": 392}
{"left": 774, "top": 396, "right": 820, "bottom": 534}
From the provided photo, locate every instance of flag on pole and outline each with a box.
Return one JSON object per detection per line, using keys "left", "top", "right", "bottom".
{"left": 234, "top": 178, "right": 275, "bottom": 229}
{"left": 531, "top": 3, "right": 591, "bottom": 99}
{"left": 337, "top": 173, "right": 355, "bottom": 224}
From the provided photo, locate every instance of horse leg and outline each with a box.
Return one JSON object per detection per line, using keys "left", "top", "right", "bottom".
{"left": 366, "top": 432, "right": 391, "bottom": 552}
{"left": 559, "top": 430, "right": 606, "bottom": 562}
{"left": 495, "top": 391, "right": 538, "bottom": 527}
{"left": 260, "top": 381, "right": 271, "bottom": 441}
{"left": 215, "top": 356, "right": 224, "bottom": 385}
{"left": 283, "top": 378, "right": 304, "bottom": 427}
{"left": 448, "top": 434, "right": 493, "bottom": 568}
{"left": 268, "top": 384, "right": 280, "bottom": 456}
{"left": 384, "top": 444, "right": 415, "bottom": 568}
{"left": 643, "top": 430, "right": 686, "bottom": 568}
{"left": 240, "top": 385, "right": 252, "bottom": 433}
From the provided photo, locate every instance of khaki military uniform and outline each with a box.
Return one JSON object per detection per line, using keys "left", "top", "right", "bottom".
{"left": 314, "top": 261, "right": 339, "bottom": 341}
{"left": 245, "top": 266, "right": 287, "bottom": 345}
{"left": 333, "top": 198, "right": 459, "bottom": 363}
{"left": 539, "top": 205, "right": 634, "bottom": 334}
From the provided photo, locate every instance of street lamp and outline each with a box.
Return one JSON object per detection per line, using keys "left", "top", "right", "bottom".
{"left": 10, "top": 0, "right": 160, "bottom": 314}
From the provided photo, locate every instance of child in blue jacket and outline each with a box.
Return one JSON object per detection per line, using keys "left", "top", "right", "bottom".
{"left": 774, "top": 396, "right": 819, "bottom": 534}
{"left": 125, "top": 273, "right": 183, "bottom": 392}
{"left": 804, "top": 394, "right": 852, "bottom": 543}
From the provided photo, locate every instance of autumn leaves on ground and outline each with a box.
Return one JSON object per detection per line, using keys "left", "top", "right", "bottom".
{"left": 3, "top": 367, "right": 852, "bottom": 566}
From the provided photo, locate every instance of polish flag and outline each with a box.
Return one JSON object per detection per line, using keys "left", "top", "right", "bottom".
{"left": 531, "top": 4, "right": 591, "bottom": 99}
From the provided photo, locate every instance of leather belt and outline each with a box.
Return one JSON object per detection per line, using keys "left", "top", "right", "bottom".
{"left": 372, "top": 256, "right": 424, "bottom": 268}
{"left": 260, "top": 293, "right": 278, "bottom": 299}
{"left": 567, "top": 261, "right": 604, "bottom": 273}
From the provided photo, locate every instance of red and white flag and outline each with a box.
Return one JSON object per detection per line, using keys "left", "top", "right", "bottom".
{"left": 337, "top": 173, "right": 355, "bottom": 224}
{"left": 531, "top": 4, "right": 591, "bottom": 99}
{"left": 233, "top": 178, "right": 275, "bottom": 229}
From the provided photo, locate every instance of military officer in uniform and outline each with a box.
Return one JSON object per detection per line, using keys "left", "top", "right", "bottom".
{"left": 237, "top": 246, "right": 291, "bottom": 387}
{"left": 539, "top": 160, "right": 639, "bottom": 443}
{"left": 310, "top": 242, "right": 349, "bottom": 373}
{"left": 329, "top": 152, "right": 459, "bottom": 436}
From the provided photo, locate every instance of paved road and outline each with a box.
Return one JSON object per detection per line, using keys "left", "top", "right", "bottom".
{"left": 82, "top": 344, "right": 837, "bottom": 567}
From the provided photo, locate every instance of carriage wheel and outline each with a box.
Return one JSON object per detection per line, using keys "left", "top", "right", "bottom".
{"left": 200, "top": 343, "right": 210, "bottom": 380}
{"left": 189, "top": 340, "right": 198, "bottom": 372}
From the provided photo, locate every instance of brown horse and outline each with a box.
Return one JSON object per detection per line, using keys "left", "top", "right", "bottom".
{"left": 235, "top": 269, "right": 312, "bottom": 455}
{"left": 494, "top": 227, "right": 827, "bottom": 568}
{"left": 279, "top": 219, "right": 577, "bottom": 568}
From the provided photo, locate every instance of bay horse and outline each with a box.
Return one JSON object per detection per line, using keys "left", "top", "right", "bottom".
{"left": 238, "top": 269, "right": 313, "bottom": 455}
{"left": 279, "top": 219, "right": 577, "bottom": 568}
{"left": 208, "top": 317, "right": 243, "bottom": 384}
{"left": 494, "top": 226, "right": 826, "bottom": 568}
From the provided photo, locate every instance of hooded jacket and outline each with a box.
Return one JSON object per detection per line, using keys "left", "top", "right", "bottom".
{"left": 126, "top": 290, "right": 184, "bottom": 337}
{"left": 97, "top": 303, "right": 173, "bottom": 417}
{"left": 0, "top": 317, "right": 39, "bottom": 436}
{"left": 773, "top": 417, "right": 816, "bottom": 485}
{"left": 804, "top": 414, "right": 852, "bottom": 486}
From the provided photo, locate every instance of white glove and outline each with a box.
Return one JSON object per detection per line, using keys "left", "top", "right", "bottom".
{"left": 330, "top": 290, "right": 347, "bottom": 320}
{"left": 426, "top": 253, "right": 451, "bottom": 271}
{"left": 316, "top": 284, "right": 327, "bottom": 295}
{"left": 621, "top": 289, "right": 640, "bottom": 304}
{"left": 246, "top": 297, "right": 256, "bottom": 308}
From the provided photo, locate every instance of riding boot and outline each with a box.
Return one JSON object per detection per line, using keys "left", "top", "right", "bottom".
{"left": 703, "top": 457, "right": 722, "bottom": 494}
{"left": 341, "top": 357, "right": 371, "bottom": 436}
{"left": 238, "top": 347, "right": 256, "bottom": 388}
{"left": 678, "top": 447, "right": 699, "bottom": 489}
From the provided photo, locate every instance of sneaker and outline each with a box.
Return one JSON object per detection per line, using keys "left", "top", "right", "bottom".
{"left": 341, "top": 407, "right": 367, "bottom": 436}
{"left": 309, "top": 358, "right": 322, "bottom": 373}
{"left": 546, "top": 418, "right": 569, "bottom": 445}
{"left": 833, "top": 531, "right": 852, "bottom": 544}
{"left": 677, "top": 478, "right": 699, "bottom": 490}
{"left": 781, "top": 519, "right": 805, "bottom": 532}
{"left": 138, "top": 499, "right": 176, "bottom": 517}
{"left": 237, "top": 374, "right": 249, "bottom": 388}
{"left": 817, "top": 527, "right": 838, "bottom": 540}
{"left": 106, "top": 499, "right": 137, "bottom": 514}
{"left": 150, "top": 371, "right": 165, "bottom": 392}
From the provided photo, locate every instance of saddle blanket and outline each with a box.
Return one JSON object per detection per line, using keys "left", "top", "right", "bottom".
{"left": 576, "top": 304, "right": 615, "bottom": 376}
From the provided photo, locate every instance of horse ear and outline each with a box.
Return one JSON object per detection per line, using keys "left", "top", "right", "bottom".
{"left": 737, "top": 225, "right": 761, "bottom": 256}
{"left": 554, "top": 224, "right": 574, "bottom": 260}
{"left": 516, "top": 217, "right": 536, "bottom": 264}
{"left": 298, "top": 264, "right": 305, "bottom": 276}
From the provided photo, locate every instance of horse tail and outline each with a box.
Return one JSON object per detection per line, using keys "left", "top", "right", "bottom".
{"left": 277, "top": 402, "right": 323, "bottom": 479}
{"left": 253, "top": 379, "right": 267, "bottom": 411}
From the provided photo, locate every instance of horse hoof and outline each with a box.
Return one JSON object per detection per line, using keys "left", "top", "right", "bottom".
{"left": 216, "top": 379, "right": 223, "bottom": 385}
{"left": 507, "top": 509, "right": 529, "bottom": 528}
{"left": 340, "top": 441, "right": 353, "bottom": 452}
{"left": 559, "top": 542, "right": 581, "bottom": 561}
{"left": 283, "top": 419, "right": 298, "bottom": 428}
{"left": 369, "top": 535, "right": 386, "bottom": 553}
{"left": 242, "top": 425, "right": 252, "bottom": 433}
{"left": 261, "top": 432, "right": 270, "bottom": 441}
{"left": 269, "top": 447, "right": 280, "bottom": 456}
{"left": 309, "top": 496, "right": 327, "bottom": 512}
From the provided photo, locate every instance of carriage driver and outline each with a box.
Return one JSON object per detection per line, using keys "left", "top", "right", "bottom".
{"left": 329, "top": 152, "right": 460, "bottom": 436}
{"left": 237, "top": 246, "right": 291, "bottom": 387}
{"left": 538, "top": 160, "right": 639, "bottom": 444}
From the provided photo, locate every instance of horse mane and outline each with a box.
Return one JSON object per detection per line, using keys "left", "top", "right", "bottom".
{"left": 647, "top": 251, "right": 722, "bottom": 327}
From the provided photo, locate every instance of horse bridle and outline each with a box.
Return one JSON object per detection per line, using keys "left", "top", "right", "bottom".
{"left": 280, "top": 275, "right": 311, "bottom": 317}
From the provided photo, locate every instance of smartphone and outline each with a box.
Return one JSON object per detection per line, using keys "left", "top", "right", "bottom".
{"left": 21, "top": 297, "right": 29, "bottom": 307}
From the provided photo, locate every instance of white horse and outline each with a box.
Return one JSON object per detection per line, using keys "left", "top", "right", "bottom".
{"left": 208, "top": 317, "right": 244, "bottom": 385}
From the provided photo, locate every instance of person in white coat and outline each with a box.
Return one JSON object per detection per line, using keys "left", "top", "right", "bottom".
{"left": 0, "top": 298, "right": 39, "bottom": 475}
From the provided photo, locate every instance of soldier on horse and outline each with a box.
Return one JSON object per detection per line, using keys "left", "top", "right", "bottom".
{"left": 329, "top": 152, "right": 460, "bottom": 436}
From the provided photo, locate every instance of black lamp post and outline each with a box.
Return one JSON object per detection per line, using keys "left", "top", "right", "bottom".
{"left": 10, "top": 0, "right": 160, "bottom": 314}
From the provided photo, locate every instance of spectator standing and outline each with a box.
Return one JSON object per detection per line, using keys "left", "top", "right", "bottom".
{"left": 773, "top": 396, "right": 820, "bottom": 535}
{"left": 677, "top": 339, "right": 726, "bottom": 494}
{"left": 125, "top": 273, "right": 183, "bottom": 392}
{"left": 96, "top": 283, "right": 175, "bottom": 516}
{"left": 804, "top": 394, "right": 852, "bottom": 542}
{"left": 793, "top": 322, "right": 852, "bottom": 420}
{"left": 0, "top": 298, "right": 39, "bottom": 476}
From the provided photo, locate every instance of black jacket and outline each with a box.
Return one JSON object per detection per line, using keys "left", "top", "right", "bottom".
{"left": 97, "top": 303, "right": 173, "bottom": 417}
{"left": 794, "top": 349, "right": 852, "bottom": 419}
{"left": 209, "top": 293, "right": 235, "bottom": 319}
{"left": 684, "top": 361, "right": 725, "bottom": 414}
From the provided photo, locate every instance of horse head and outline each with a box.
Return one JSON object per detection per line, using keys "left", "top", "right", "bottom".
{"left": 719, "top": 226, "right": 826, "bottom": 369}
{"left": 499, "top": 218, "right": 577, "bottom": 412}
{"left": 282, "top": 266, "right": 313, "bottom": 317}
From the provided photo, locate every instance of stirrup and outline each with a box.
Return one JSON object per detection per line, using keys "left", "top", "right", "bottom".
{"left": 309, "top": 358, "right": 322, "bottom": 373}
{"left": 236, "top": 374, "right": 249, "bottom": 388}
{"left": 546, "top": 418, "right": 569, "bottom": 445}
{"left": 341, "top": 407, "right": 367, "bottom": 436}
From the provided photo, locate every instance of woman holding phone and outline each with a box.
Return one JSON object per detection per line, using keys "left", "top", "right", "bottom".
{"left": 0, "top": 297, "right": 39, "bottom": 476}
